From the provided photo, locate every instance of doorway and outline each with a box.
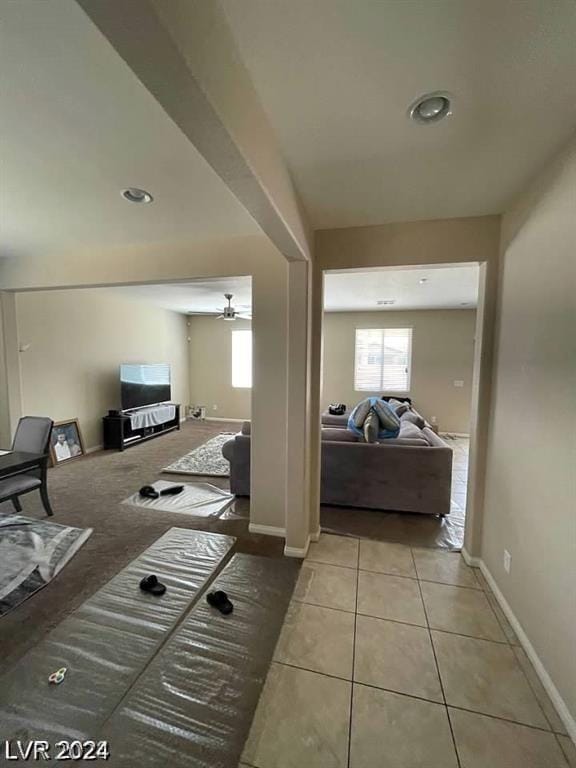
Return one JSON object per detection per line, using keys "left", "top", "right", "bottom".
{"left": 317, "top": 263, "right": 482, "bottom": 551}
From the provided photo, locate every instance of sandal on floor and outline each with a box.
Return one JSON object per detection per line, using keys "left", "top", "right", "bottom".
{"left": 160, "top": 485, "right": 185, "bottom": 496}
{"left": 206, "top": 590, "right": 234, "bottom": 615}
{"left": 139, "top": 485, "right": 160, "bottom": 500}
{"left": 139, "top": 574, "right": 166, "bottom": 596}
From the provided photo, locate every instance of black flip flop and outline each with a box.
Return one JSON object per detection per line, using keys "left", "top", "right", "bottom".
{"left": 139, "top": 574, "right": 166, "bottom": 596}
{"left": 206, "top": 590, "right": 234, "bottom": 615}
{"left": 160, "top": 485, "right": 185, "bottom": 496}
{"left": 139, "top": 485, "right": 160, "bottom": 500}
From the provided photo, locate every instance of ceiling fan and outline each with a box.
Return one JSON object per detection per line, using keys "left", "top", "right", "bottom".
{"left": 216, "top": 293, "right": 252, "bottom": 321}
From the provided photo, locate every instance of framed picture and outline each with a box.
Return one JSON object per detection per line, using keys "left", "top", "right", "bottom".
{"left": 50, "top": 419, "right": 85, "bottom": 466}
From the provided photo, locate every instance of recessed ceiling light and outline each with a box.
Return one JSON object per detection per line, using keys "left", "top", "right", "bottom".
{"left": 377, "top": 299, "right": 396, "bottom": 306}
{"left": 419, "top": 278, "right": 428, "bottom": 284}
{"left": 460, "top": 302, "right": 469, "bottom": 306}
{"left": 409, "top": 92, "right": 453, "bottom": 125}
{"left": 121, "top": 187, "right": 154, "bottom": 204}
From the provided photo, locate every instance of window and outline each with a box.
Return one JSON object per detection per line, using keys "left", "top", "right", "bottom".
{"left": 232, "top": 329, "right": 252, "bottom": 388}
{"left": 354, "top": 328, "right": 412, "bottom": 392}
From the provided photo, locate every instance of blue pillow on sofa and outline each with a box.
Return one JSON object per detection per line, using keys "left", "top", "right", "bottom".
{"left": 348, "top": 397, "right": 400, "bottom": 440}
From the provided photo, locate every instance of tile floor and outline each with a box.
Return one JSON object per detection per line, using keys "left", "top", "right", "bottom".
{"left": 241, "top": 533, "right": 571, "bottom": 768}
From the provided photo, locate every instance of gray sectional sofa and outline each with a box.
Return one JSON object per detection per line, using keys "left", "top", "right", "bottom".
{"left": 221, "top": 404, "right": 453, "bottom": 516}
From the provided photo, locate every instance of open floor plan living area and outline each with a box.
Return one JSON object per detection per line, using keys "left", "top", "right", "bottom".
{"left": 0, "top": 1, "right": 574, "bottom": 766}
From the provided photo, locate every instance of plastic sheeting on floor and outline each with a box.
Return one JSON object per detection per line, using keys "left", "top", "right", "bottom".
{"left": 122, "top": 480, "right": 234, "bottom": 518}
{"left": 100, "top": 553, "right": 299, "bottom": 767}
{"left": 0, "top": 528, "right": 235, "bottom": 748}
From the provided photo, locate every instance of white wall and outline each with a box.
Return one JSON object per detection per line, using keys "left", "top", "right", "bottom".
{"left": 16, "top": 289, "right": 189, "bottom": 450}
{"left": 322, "top": 309, "right": 476, "bottom": 433}
{"left": 483, "top": 136, "right": 576, "bottom": 722}
{"left": 188, "top": 316, "right": 251, "bottom": 420}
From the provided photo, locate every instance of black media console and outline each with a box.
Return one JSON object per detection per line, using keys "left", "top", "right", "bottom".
{"left": 103, "top": 404, "right": 181, "bottom": 451}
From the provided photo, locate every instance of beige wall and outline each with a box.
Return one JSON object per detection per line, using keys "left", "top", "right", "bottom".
{"left": 0, "top": 235, "right": 289, "bottom": 533}
{"left": 322, "top": 309, "right": 476, "bottom": 433}
{"left": 188, "top": 316, "right": 251, "bottom": 420}
{"left": 15, "top": 289, "right": 189, "bottom": 451}
{"left": 483, "top": 136, "right": 576, "bottom": 721}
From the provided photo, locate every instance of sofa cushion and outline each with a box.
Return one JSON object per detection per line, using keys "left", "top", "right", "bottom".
{"left": 387, "top": 398, "right": 410, "bottom": 416}
{"left": 374, "top": 400, "right": 401, "bottom": 431}
{"left": 241, "top": 421, "right": 251, "bottom": 435}
{"left": 321, "top": 428, "right": 359, "bottom": 442}
{"left": 363, "top": 411, "right": 380, "bottom": 443}
{"left": 351, "top": 399, "right": 371, "bottom": 428}
{"left": 221, "top": 438, "right": 236, "bottom": 462}
{"left": 399, "top": 421, "right": 425, "bottom": 440}
{"left": 401, "top": 410, "right": 425, "bottom": 429}
{"left": 322, "top": 412, "right": 349, "bottom": 427}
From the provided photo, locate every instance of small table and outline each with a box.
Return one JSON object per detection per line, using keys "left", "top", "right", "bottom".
{"left": 0, "top": 450, "right": 52, "bottom": 515}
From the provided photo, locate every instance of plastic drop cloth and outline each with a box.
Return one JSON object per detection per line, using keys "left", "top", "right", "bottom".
{"left": 100, "top": 553, "right": 299, "bottom": 767}
{"left": 122, "top": 480, "right": 234, "bottom": 518}
{"left": 0, "top": 528, "right": 235, "bottom": 748}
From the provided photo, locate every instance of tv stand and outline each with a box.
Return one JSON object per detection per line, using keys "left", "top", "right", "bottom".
{"left": 103, "top": 404, "right": 181, "bottom": 451}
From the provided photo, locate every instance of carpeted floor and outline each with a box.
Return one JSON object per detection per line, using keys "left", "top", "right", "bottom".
{"left": 0, "top": 421, "right": 283, "bottom": 675}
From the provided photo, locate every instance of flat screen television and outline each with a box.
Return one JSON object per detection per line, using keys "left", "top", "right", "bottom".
{"left": 120, "top": 363, "right": 171, "bottom": 411}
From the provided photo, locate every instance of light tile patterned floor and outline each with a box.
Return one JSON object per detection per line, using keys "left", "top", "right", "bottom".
{"left": 242, "top": 533, "right": 571, "bottom": 768}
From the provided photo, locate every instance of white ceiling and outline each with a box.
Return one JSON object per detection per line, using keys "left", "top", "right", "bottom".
{"left": 94, "top": 265, "right": 477, "bottom": 314}
{"left": 0, "top": 0, "right": 258, "bottom": 259}
{"left": 100, "top": 277, "right": 253, "bottom": 316}
{"left": 324, "top": 265, "right": 479, "bottom": 312}
{"left": 221, "top": 0, "right": 576, "bottom": 229}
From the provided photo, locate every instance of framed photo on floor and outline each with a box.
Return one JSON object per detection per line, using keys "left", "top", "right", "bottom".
{"left": 50, "top": 419, "right": 85, "bottom": 466}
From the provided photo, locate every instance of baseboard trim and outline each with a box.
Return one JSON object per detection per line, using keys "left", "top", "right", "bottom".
{"left": 479, "top": 560, "right": 576, "bottom": 743}
{"left": 310, "top": 528, "right": 321, "bottom": 543}
{"left": 85, "top": 444, "right": 103, "bottom": 455}
{"left": 248, "top": 523, "right": 285, "bottom": 538}
{"left": 284, "top": 536, "right": 310, "bottom": 559}
{"left": 205, "top": 417, "right": 246, "bottom": 423}
{"left": 461, "top": 547, "right": 481, "bottom": 567}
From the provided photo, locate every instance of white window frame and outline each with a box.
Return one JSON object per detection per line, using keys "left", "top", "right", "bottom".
{"left": 354, "top": 327, "right": 413, "bottom": 393}
{"left": 231, "top": 329, "right": 253, "bottom": 388}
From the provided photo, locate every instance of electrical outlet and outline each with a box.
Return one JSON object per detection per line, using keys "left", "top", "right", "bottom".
{"left": 212, "top": 404, "right": 218, "bottom": 411}
{"left": 503, "top": 549, "right": 511, "bottom": 574}
{"left": 453, "top": 380, "right": 464, "bottom": 388}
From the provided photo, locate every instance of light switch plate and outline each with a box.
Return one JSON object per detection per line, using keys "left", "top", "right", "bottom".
{"left": 453, "top": 380, "right": 464, "bottom": 388}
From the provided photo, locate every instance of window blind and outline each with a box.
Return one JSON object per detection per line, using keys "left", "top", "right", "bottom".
{"left": 354, "top": 328, "right": 412, "bottom": 392}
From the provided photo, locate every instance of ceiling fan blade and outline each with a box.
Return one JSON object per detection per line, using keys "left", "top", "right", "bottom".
{"left": 216, "top": 314, "right": 225, "bottom": 319}
{"left": 237, "top": 314, "right": 252, "bottom": 320}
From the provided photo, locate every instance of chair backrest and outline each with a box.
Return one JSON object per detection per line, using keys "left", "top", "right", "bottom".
{"left": 12, "top": 416, "right": 54, "bottom": 454}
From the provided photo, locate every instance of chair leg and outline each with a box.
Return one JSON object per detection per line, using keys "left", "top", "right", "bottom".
{"left": 39, "top": 485, "right": 54, "bottom": 517}
{"left": 12, "top": 497, "right": 22, "bottom": 513}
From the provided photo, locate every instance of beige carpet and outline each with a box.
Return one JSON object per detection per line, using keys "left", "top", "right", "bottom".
{"left": 0, "top": 421, "right": 283, "bottom": 675}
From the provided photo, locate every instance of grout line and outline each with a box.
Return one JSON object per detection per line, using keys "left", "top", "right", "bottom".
{"left": 410, "top": 546, "right": 462, "bottom": 768}
{"left": 305, "top": 558, "right": 358, "bottom": 571}
{"left": 346, "top": 538, "right": 361, "bottom": 768}
{"left": 555, "top": 734, "right": 574, "bottom": 768}
{"left": 510, "top": 642, "right": 564, "bottom": 736}
{"left": 272, "top": 660, "right": 562, "bottom": 737}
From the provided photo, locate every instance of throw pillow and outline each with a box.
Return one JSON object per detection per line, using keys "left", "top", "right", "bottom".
{"left": 374, "top": 400, "right": 401, "bottom": 432}
{"left": 387, "top": 398, "right": 410, "bottom": 416}
{"left": 351, "top": 398, "right": 372, "bottom": 428}
{"left": 400, "top": 411, "right": 425, "bottom": 429}
{"left": 363, "top": 411, "right": 380, "bottom": 443}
